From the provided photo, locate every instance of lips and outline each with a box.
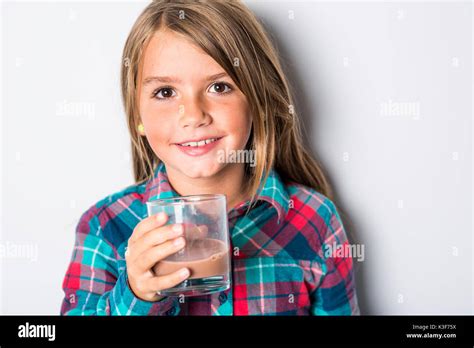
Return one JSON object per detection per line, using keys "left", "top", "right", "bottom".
{"left": 174, "top": 136, "right": 224, "bottom": 147}
{"left": 174, "top": 136, "right": 224, "bottom": 157}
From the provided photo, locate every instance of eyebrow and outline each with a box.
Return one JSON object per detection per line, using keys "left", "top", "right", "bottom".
{"left": 142, "top": 72, "right": 229, "bottom": 86}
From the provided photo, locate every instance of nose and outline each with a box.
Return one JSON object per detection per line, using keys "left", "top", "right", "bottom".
{"left": 178, "top": 96, "right": 211, "bottom": 129}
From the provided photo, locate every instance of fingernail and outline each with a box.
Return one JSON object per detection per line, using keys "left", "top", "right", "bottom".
{"left": 172, "top": 224, "right": 183, "bottom": 233}
{"left": 174, "top": 237, "right": 185, "bottom": 247}
{"left": 179, "top": 268, "right": 189, "bottom": 277}
{"left": 156, "top": 212, "right": 166, "bottom": 222}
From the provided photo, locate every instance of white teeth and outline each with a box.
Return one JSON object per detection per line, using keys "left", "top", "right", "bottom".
{"left": 180, "top": 138, "right": 218, "bottom": 147}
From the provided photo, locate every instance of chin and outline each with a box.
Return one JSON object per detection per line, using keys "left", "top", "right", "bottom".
{"left": 178, "top": 161, "right": 224, "bottom": 179}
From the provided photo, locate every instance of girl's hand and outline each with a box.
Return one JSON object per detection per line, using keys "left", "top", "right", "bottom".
{"left": 125, "top": 212, "right": 190, "bottom": 302}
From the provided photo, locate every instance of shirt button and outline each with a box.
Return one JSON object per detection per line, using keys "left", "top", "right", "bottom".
{"left": 166, "top": 307, "right": 176, "bottom": 316}
{"left": 218, "top": 292, "right": 228, "bottom": 304}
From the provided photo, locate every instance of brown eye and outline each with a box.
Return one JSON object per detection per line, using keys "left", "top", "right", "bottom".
{"left": 209, "top": 82, "right": 232, "bottom": 94}
{"left": 153, "top": 87, "right": 176, "bottom": 100}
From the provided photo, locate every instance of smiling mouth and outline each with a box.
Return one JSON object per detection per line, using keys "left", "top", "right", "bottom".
{"left": 175, "top": 137, "right": 223, "bottom": 147}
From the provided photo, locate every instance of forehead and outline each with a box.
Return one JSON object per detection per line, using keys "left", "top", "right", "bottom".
{"left": 141, "top": 30, "right": 223, "bottom": 79}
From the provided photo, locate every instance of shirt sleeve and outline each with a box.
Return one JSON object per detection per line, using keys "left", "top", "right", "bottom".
{"left": 60, "top": 207, "right": 181, "bottom": 316}
{"left": 310, "top": 199, "right": 360, "bottom": 315}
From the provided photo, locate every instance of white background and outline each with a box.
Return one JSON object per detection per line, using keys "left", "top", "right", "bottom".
{"left": 0, "top": 0, "right": 472, "bottom": 314}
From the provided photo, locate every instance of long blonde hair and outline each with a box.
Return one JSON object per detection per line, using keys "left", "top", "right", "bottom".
{"left": 121, "top": 0, "right": 335, "bottom": 207}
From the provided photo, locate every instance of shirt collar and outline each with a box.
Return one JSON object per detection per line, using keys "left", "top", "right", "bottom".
{"left": 144, "top": 162, "right": 290, "bottom": 223}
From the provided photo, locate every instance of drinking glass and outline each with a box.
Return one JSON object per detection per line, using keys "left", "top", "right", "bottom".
{"left": 146, "top": 194, "right": 230, "bottom": 296}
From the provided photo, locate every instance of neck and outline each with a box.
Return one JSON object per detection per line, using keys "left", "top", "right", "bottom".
{"left": 165, "top": 163, "right": 249, "bottom": 212}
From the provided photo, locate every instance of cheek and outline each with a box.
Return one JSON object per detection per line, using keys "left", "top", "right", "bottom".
{"left": 146, "top": 121, "right": 170, "bottom": 144}
{"left": 140, "top": 101, "right": 174, "bottom": 150}
{"left": 222, "top": 104, "right": 251, "bottom": 144}
{"left": 144, "top": 123, "right": 173, "bottom": 162}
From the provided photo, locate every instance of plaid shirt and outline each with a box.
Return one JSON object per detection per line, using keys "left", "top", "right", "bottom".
{"left": 61, "top": 162, "right": 360, "bottom": 316}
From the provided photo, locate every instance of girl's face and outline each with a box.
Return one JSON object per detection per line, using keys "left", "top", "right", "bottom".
{"left": 138, "top": 30, "right": 252, "bottom": 179}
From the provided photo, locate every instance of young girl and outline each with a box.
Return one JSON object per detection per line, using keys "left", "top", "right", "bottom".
{"left": 61, "top": 0, "right": 360, "bottom": 316}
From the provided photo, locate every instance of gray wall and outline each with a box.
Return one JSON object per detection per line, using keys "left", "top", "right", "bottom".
{"left": 1, "top": 0, "right": 472, "bottom": 314}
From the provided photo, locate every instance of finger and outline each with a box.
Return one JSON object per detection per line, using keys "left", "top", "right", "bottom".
{"left": 129, "top": 212, "right": 168, "bottom": 244}
{"left": 136, "top": 237, "right": 186, "bottom": 272}
{"left": 130, "top": 224, "right": 184, "bottom": 260}
{"left": 146, "top": 268, "right": 191, "bottom": 293}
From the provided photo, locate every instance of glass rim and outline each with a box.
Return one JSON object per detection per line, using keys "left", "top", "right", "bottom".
{"left": 146, "top": 193, "right": 226, "bottom": 206}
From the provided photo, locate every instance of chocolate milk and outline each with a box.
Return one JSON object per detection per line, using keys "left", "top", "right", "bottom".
{"left": 153, "top": 238, "right": 229, "bottom": 279}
